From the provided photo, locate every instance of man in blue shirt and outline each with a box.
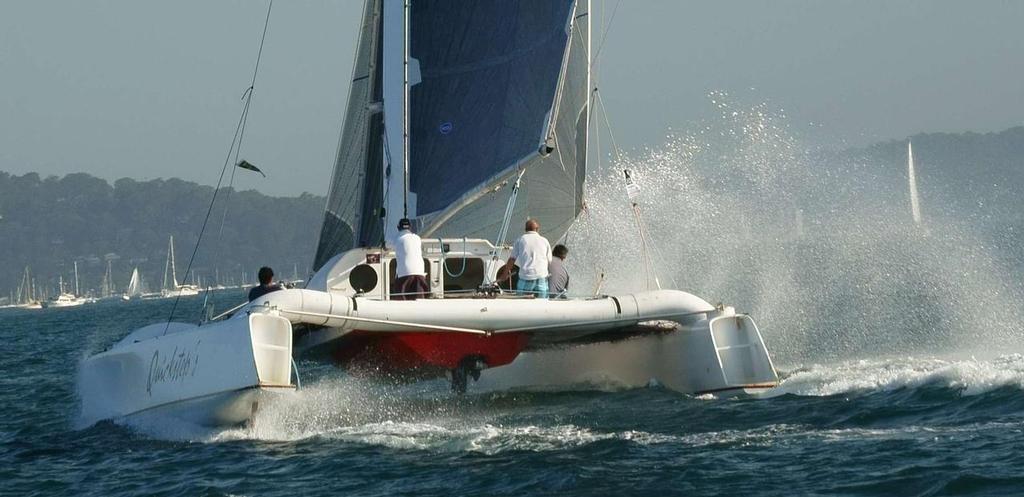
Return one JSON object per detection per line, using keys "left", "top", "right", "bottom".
{"left": 248, "top": 266, "right": 282, "bottom": 301}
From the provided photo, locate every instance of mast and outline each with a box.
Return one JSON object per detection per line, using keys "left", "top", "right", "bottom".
{"left": 383, "top": 0, "right": 411, "bottom": 242}
{"left": 402, "top": 0, "right": 410, "bottom": 218}
{"left": 170, "top": 235, "right": 178, "bottom": 287}
{"left": 74, "top": 261, "right": 80, "bottom": 296}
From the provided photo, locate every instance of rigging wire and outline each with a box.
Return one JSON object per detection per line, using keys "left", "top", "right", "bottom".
{"left": 218, "top": 1, "right": 274, "bottom": 239}
{"left": 486, "top": 169, "right": 527, "bottom": 285}
{"left": 591, "top": 43, "right": 679, "bottom": 290}
{"left": 593, "top": 0, "right": 621, "bottom": 63}
{"left": 163, "top": 0, "right": 274, "bottom": 333}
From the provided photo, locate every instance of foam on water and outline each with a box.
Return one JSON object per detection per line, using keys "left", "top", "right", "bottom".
{"left": 776, "top": 354, "right": 1024, "bottom": 397}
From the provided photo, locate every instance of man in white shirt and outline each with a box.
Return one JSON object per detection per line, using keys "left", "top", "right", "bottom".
{"left": 505, "top": 219, "right": 552, "bottom": 298}
{"left": 390, "top": 218, "right": 429, "bottom": 300}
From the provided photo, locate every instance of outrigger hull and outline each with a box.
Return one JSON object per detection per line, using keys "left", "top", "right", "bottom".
{"left": 475, "top": 314, "right": 778, "bottom": 395}
{"left": 79, "top": 314, "right": 295, "bottom": 426}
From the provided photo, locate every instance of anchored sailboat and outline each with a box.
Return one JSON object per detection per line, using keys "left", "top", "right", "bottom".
{"left": 161, "top": 235, "right": 200, "bottom": 298}
{"left": 121, "top": 267, "right": 153, "bottom": 301}
{"left": 14, "top": 266, "right": 42, "bottom": 309}
{"left": 43, "top": 262, "right": 87, "bottom": 308}
{"left": 81, "top": 0, "right": 778, "bottom": 426}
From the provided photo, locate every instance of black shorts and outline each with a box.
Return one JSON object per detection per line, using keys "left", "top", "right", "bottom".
{"left": 391, "top": 275, "right": 429, "bottom": 300}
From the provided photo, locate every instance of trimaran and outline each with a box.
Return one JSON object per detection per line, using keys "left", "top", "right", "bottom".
{"left": 81, "top": 0, "right": 778, "bottom": 426}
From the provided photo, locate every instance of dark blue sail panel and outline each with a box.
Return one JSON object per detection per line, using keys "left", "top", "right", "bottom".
{"left": 314, "top": 0, "right": 384, "bottom": 270}
{"left": 408, "top": 0, "right": 575, "bottom": 216}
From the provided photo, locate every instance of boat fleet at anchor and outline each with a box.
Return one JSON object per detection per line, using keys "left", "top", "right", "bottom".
{"left": 2, "top": 236, "right": 235, "bottom": 310}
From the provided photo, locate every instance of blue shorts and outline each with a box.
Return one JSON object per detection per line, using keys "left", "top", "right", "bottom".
{"left": 517, "top": 277, "right": 549, "bottom": 298}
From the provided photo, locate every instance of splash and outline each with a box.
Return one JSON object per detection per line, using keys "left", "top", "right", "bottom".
{"left": 570, "top": 92, "right": 1024, "bottom": 364}
{"left": 775, "top": 354, "right": 1024, "bottom": 397}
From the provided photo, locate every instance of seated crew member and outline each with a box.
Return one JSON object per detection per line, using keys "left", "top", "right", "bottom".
{"left": 548, "top": 244, "right": 570, "bottom": 298}
{"left": 505, "top": 219, "right": 552, "bottom": 298}
{"left": 248, "top": 266, "right": 282, "bottom": 301}
{"left": 390, "top": 218, "right": 429, "bottom": 300}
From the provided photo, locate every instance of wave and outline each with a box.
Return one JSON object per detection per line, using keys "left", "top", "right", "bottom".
{"left": 774, "top": 354, "right": 1024, "bottom": 397}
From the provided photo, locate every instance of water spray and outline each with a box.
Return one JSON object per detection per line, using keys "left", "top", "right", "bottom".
{"left": 623, "top": 169, "right": 660, "bottom": 290}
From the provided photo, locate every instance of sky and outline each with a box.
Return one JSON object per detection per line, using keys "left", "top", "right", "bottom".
{"left": 1, "top": 0, "right": 1021, "bottom": 197}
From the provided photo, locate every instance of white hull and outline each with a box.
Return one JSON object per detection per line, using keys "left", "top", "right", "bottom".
{"left": 475, "top": 315, "right": 776, "bottom": 395}
{"left": 161, "top": 287, "right": 201, "bottom": 298}
{"left": 42, "top": 295, "right": 86, "bottom": 308}
{"left": 79, "top": 313, "right": 295, "bottom": 426}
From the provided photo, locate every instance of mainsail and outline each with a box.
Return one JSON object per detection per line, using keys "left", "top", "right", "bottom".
{"left": 313, "top": 0, "right": 590, "bottom": 270}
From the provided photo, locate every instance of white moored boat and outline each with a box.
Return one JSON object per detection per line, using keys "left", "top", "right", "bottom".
{"left": 43, "top": 264, "right": 87, "bottom": 308}
{"left": 80, "top": 0, "right": 778, "bottom": 426}
{"left": 160, "top": 235, "right": 201, "bottom": 298}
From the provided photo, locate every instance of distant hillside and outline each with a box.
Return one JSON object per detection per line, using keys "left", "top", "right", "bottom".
{"left": 847, "top": 126, "right": 1024, "bottom": 224}
{"left": 0, "top": 172, "right": 323, "bottom": 300}
{"left": 2, "top": 127, "right": 1022, "bottom": 301}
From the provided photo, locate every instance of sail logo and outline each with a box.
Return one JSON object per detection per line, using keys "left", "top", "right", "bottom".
{"left": 147, "top": 341, "right": 201, "bottom": 396}
{"left": 439, "top": 122, "right": 453, "bottom": 135}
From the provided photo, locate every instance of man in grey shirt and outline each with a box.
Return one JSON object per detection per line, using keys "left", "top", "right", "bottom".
{"left": 548, "top": 244, "right": 570, "bottom": 298}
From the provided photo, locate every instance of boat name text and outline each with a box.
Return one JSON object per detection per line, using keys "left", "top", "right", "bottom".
{"left": 147, "top": 341, "right": 201, "bottom": 395}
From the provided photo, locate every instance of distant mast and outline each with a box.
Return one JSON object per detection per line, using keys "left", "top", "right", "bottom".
{"left": 907, "top": 141, "right": 922, "bottom": 224}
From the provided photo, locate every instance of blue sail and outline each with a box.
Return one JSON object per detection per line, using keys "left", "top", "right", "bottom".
{"left": 407, "top": 0, "right": 576, "bottom": 217}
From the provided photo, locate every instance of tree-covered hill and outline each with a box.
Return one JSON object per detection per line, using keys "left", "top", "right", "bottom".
{"left": 0, "top": 172, "right": 323, "bottom": 300}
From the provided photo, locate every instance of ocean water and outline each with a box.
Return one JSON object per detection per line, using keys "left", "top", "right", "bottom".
{"left": 2, "top": 294, "right": 1024, "bottom": 496}
{"left": 5, "top": 98, "right": 1024, "bottom": 495}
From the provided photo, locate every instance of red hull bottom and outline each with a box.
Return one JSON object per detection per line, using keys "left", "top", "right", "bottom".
{"left": 331, "top": 331, "right": 529, "bottom": 380}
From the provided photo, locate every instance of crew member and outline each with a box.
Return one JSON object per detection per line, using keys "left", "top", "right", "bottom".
{"left": 505, "top": 219, "right": 552, "bottom": 298}
{"left": 248, "top": 266, "right": 282, "bottom": 301}
{"left": 390, "top": 218, "right": 429, "bottom": 300}
{"left": 548, "top": 244, "right": 570, "bottom": 298}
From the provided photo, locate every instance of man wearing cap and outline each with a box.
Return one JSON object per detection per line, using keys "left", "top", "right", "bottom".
{"left": 390, "top": 218, "right": 429, "bottom": 300}
{"left": 505, "top": 219, "right": 552, "bottom": 298}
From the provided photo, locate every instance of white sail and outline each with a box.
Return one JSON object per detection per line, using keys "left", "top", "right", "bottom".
{"left": 126, "top": 268, "right": 143, "bottom": 297}
{"left": 907, "top": 141, "right": 922, "bottom": 224}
